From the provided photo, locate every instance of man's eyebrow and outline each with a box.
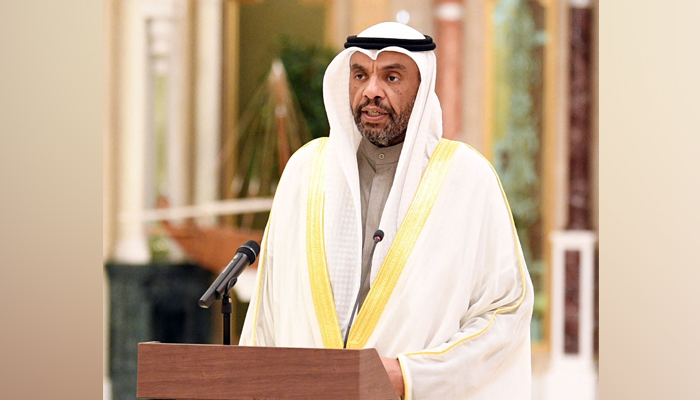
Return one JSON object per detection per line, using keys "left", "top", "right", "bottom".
{"left": 381, "top": 63, "right": 407, "bottom": 71}
{"left": 350, "top": 63, "right": 368, "bottom": 73}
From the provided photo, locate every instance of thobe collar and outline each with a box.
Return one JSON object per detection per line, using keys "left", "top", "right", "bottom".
{"left": 357, "top": 137, "right": 404, "bottom": 170}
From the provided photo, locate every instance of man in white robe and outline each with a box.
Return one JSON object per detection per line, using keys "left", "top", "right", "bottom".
{"left": 240, "top": 22, "right": 534, "bottom": 399}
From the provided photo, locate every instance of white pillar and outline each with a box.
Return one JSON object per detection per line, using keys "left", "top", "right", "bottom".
{"left": 167, "top": 3, "right": 189, "bottom": 215}
{"left": 144, "top": 0, "right": 190, "bottom": 215}
{"left": 114, "top": 0, "right": 151, "bottom": 264}
{"left": 194, "top": 0, "right": 223, "bottom": 225}
{"left": 544, "top": 230, "right": 598, "bottom": 400}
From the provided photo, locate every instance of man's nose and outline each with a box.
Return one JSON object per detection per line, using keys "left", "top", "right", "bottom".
{"left": 362, "top": 76, "right": 385, "bottom": 100}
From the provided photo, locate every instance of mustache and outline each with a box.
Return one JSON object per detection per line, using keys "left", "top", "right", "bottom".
{"left": 355, "top": 98, "right": 395, "bottom": 117}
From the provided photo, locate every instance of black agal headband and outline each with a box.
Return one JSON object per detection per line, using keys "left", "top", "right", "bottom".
{"left": 344, "top": 35, "right": 436, "bottom": 51}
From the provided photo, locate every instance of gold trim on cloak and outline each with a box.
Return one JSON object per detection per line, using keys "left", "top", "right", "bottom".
{"left": 306, "top": 137, "right": 344, "bottom": 348}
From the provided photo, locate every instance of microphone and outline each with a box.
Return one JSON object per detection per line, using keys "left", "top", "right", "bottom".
{"left": 198, "top": 240, "right": 260, "bottom": 308}
{"left": 344, "top": 229, "right": 384, "bottom": 348}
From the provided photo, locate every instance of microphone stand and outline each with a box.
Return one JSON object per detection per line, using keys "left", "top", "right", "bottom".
{"left": 221, "top": 278, "right": 238, "bottom": 345}
{"left": 199, "top": 239, "right": 260, "bottom": 345}
{"left": 344, "top": 230, "right": 384, "bottom": 348}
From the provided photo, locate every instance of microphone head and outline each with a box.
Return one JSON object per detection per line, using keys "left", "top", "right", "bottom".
{"left": 373, "top": 230, "right": 384, "bottom": 242}
{"left": 238, "top": 240, "right": 261, "bottom": 264}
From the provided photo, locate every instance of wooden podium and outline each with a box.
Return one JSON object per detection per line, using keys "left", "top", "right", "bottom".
{"left": 137, "top": 342, "right": 399, "bottom": 400}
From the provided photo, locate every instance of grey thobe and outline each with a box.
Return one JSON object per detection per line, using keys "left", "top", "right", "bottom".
{"left": 356, "top": 137, "right": 403, "bottom": 309}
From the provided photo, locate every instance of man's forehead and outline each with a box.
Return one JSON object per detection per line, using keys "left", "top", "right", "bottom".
{"left": 349, "top": 51, "right": 418, "bottom": 70}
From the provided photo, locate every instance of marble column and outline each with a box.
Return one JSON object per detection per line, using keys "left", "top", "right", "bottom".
{"left": 114, "top": 0, "right": 151, "bottom": 264}
{"left": 434, "top": 0, "right": 463, "bottom": 140}
{"left": 567, "top": 5, "right": 592, "bottom": 231}
{"left": 564, "top": 1, "right": 593, "bottom": 355}
{"left": 543, "top": 2, "right": 598, "bottom": 398}
{"left": 165, "top": 1, "right": 191, "bottom": 216}
{"left": 194, "top": 0, "right": 223, "bottom": 226}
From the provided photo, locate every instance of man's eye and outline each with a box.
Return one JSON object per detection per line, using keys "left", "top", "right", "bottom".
{"left": 388, "top": 76, "right": 399, "bottom": 82}
{"left": 355, "top": 74, "right": 365, "bottom": 80}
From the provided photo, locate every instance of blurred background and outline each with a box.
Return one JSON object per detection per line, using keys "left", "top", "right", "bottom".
{"left": 103, "top": 0, "right": 598, "bottom": 398}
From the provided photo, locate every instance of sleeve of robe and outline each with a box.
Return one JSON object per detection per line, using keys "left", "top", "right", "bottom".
{"left": 396, "top": 151, "right": 535, "bottom": 400}
{"left": 238, "top": 141, "right": 315, "bottom": 348}
{"left": 238, "top": 242, "right": 275, "bottom": 347}
{"left": 238, "top": 181, "right": 287, "bottom": 348}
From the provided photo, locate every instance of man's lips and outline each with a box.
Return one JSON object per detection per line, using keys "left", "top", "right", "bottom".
{"left": 361, "top": 107, "right": 390, "bottom": 122}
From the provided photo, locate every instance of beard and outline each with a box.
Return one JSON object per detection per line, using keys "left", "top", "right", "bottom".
{"left": 352, "top": 97, "right": 415, "bottom": 147}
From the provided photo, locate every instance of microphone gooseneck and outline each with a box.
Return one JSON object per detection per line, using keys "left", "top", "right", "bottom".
{"left": 344, "top": 230, "right": 384, "bottom": 348}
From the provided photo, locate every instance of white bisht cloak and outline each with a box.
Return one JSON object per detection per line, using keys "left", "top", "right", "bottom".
{"left": 240, "top": 22, "right": 534, "bottom": 400}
